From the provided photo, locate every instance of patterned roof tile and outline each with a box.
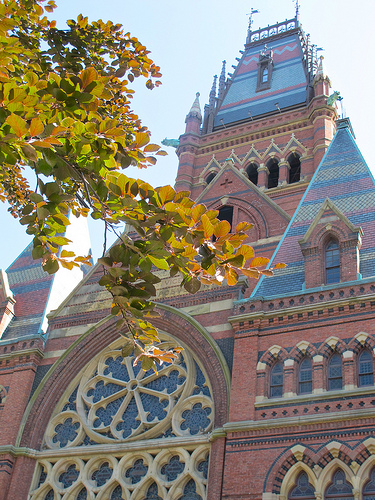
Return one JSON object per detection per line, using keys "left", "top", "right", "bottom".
{"left": 251, "top": 120, "right": 375, "bottom": 298}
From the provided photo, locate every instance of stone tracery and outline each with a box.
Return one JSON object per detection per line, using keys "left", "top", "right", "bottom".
{"left": 28, "top": 335, "right": 213, "bottom": 499}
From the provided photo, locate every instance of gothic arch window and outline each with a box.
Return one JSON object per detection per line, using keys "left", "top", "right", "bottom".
{"left": 288, "top": 472, "right": 315, "bottom": 500}
{"left": 267, "top": 158, "right": 279, "bottom": 189}
{"left": 363, "top": 467, "right": 375, "bottom": 499}
{"left": 325, "top": 239, "right": 340, "bottom": 284}
{"left": 246, "top": 162, "right": 258, "bottom": 186}
{"left": 328, "top": 353, "right": 343, "bottom": 391}
{"left": 324, "top": 469, "right": 354, "bottom": 500}
{"left": 270, "top": 362, "right": 283, "bottom": 398}
{"left": 205, "top": 172, "right": 217, "bottom": 185}
{"left": 358, "top": 349, "right": 374, "bottom": 387}
{"left": 288, "top": 153, "right": 301, "bottom": 184}
{"left": 298, "top": 357, "right": 312, "bottom": 394}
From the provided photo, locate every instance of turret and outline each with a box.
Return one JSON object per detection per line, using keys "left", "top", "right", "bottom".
{"left": 313, "top": 55, "right": 331, "bottom": 98}
{"left": 184, "top": 92, "right": 202, "bottom": 134}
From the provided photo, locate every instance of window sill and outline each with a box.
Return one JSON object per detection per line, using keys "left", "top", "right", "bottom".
{"left": 255, "top": 385, "right": 375, "bottom": 407}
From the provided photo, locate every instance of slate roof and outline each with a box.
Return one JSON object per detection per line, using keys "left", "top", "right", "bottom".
{"left": 3, "top": 243, "right": 54, "bottom": 339}
{"left": 214, "top": 32, "right": 309, "bottom": 128}
{"left": 251, "top": 119, "right": 375, "bottom": 298}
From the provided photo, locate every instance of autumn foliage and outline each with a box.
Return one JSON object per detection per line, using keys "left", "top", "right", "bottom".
{"left": 0, "top": 0, "right": 285, "bottom": 370}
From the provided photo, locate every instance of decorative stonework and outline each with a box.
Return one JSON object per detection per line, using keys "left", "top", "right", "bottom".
{"left": 28, "top": 335, "right": 213, "bottom": 499}
{"left": 29, "top": 445, "right": 210, "bottom": 499}
{"left": 43, "top": 336, "right": 213, "bottom": 448}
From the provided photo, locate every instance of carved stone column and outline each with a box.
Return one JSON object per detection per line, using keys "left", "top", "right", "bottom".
{"left": 257, "top": 164, "right": 269, "bottom": 190}
{"left": 278, "top": 159, "right": 290, "bottom": 186}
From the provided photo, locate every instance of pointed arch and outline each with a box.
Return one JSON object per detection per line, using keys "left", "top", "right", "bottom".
{"left": 278, "top": 461, "right": 317, "bottom": 498}
{"left": 316, "top": 459, "right": 355, "bottom": 495}
{"left": 288, "top": 152, "right": 301, "bottom": 184}
{"left": 318, "top": 337, "right": 347, "bottom": 357}
{"left": 245, "top": 162, "right": 259, "bottom": 185}
{"left": 323, "top": 468, "right": 354, "bottom": 500}
{"left": 258, "top": 345, "right": 289, "bottom": 366}
{"left": 267, "top": 157, "right": 279, "bottom": 188}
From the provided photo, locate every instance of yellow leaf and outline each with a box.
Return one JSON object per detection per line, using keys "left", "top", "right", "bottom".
{"left": 237, "top": 244, "right": 255, "bottom": 260}
{"left": 29, "top": 117, "right": 44, "bottom": 137}
{"left": 262, "top": 269, "right": 273, "bottom": 277}
{"left": 158, "top": 185, "right": 175, "bottom": 205}
{"left": 274, "top": 262, "right": 287, "bottom": 269}
{"left": 6, "top": 113, "right": 28, "bottom": 138}
{"left": 236, "top": 221, "right": 254, "bottom": 232}
{"left": 144, "top": 143, "right": 160, "bottom": 153}
{"left": 80, "top": 67, "right": 97, "bottom": 89}
{"left": 225, "top": 268, "right": 238, "bottom": 286}
{"left": 213, "top": 220, "right": 230, "bottom": 238}
{"left": 241, "top": 268, "right": 260, "bottom": 279}
{"left": 192, "top": 204, "right": 206, "bottom": 223}
{"left": 134, "top": 132, "right": 150, "bottom": 148}
{"left": 250, "top": 257, "right": 270, "bottom": 268}
{"left": 201, "top": 213, "right": 214, "bottom": 238}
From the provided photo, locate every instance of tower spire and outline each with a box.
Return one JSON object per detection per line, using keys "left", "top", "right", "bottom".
{"left": 209, "top": 74, "right": 217, "bottom": 106}
{"left": 186, "top": 92, "right": 202, "bottom": 120}
{"left": 218, "top": 60, "right": 226, "bottom": 102}
{"left": 184, "top": 92, "right": 202, "bottom": 135}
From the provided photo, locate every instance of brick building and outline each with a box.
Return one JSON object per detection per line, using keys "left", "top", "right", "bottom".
{"left": 1, "top": 12, "right": 375, "bottom": 500}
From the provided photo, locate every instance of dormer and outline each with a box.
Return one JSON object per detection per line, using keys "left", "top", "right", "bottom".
{"left": 256, "top": 45, "right": 274, "bottom": 92}
{"left": 299, "top": 199, "right": 363, "bottom": 288}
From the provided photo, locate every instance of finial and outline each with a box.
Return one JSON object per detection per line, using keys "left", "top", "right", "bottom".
{"left": 293, "top": 0, "right": 300, "bottom": 21}
{"left": 209, "top": 74, "right": 217, "bottom": 105}
{"left": 218, "top": 61, "right": 226, "bottom": 101}
{"left": 313, "top": 55, "right": 331, "bottom": 85}
{"left": 246, "top": 8, "right": 259, "bottom": 43}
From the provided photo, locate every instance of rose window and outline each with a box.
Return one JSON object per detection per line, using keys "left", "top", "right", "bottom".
{"left": 44, "top": 336, "right": 214, "bottom": 448}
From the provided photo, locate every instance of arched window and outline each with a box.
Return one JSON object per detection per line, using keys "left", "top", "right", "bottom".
{"left": 218, "top": 205, "right": 233, "bottom": 231}
{"left": 325, "top": 240, "right": 340, "bottom": 284}
{"left": 288, "top": 153, "right": 301, "bottom": 184}
{"left": 299, "top": 357, "right": 312, "bottom": 394}
{"left": 205, "top": 172, "right": 217, "bottom": 185}
{"left": 267, "top": 158, "right": 279, "bottom": 188}
{"left": 288, "top": 472, "right": 315, "bottom": 500}
{"left": 363, "top": 467, "right": 375, "bottom": 499}
{"left": 358, "top": 350, "right": 374, "bottom": 387}
{"left": 328, "top": 353, "right": 343, "bottom": 391}
{"left": 262, "top": 67, "right": 268, "bottom": 83}
{"left": 270, "top": 362, "right": 283, "bottom": 398}
{"left": 324, "top": 469, "right": 354, "bottom": 500}
{"left": 246, "top": 163, "right": 258, "bottom": 185}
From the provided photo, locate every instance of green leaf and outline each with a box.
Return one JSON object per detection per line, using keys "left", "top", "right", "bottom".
{"left": 32, "top": 246, "right": 44, "bottom": 259}
{"left": 43, "top": 258, "right": 59, "bottom": 274}
{"left": 148, "top": 255, "right": 169, "bottom": 270}
{"left": 183, "top": 277, "right": 201, "bottom": 294}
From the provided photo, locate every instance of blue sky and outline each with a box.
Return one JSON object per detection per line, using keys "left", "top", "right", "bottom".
{"left": 1, "top": 0, "right": 375, "bottom": 268}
